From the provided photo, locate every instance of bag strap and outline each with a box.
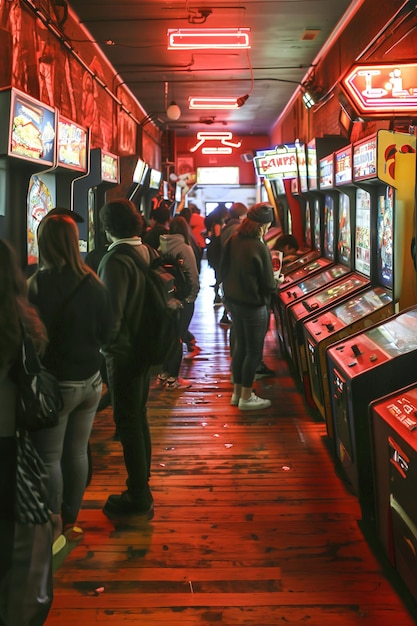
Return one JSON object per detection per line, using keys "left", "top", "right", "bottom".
{"left": 21, "top": 273, "right": 91, "bottom": 375}
{"left": 111, "top": 243, "right": 155, "bottom": 273}
{"left": 57, "top": 273, "right": 91, "bottom": 313}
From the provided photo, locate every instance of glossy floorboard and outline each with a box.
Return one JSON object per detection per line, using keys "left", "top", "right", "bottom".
{"left": 46, "top": 261, "right": 417, "bottom": 626}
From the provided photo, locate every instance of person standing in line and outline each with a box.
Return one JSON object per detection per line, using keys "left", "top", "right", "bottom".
{"left": 0, "top": 238, "right": 53, "bottom": 626}
{"left": 188, "top": 203, "right": 206, "bottom": 270}
{"left": 98, "top": 199, "right": 155, "bottom": 518}
{"left": 205, "top": 205, "right": 228, "bottom": 306}
{"left": 220, "top": 203, "right": 279, "bottom": 410}
{"left": 28, "top": 214, "right": 112, "bottom": 546}
{"left": 143, "top": 200, "right": 171, "bottom": 251}
{"left": 157, "top": 215, "right": 201, "bottom": 387}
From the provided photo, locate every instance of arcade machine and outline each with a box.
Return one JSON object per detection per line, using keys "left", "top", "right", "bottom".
{"left": 0, "top": 87, "right": 56, "bottom": 267}
{"left": 141, "top": 167, "right": 162, "bottom": 223}
{"left": 326, "top": 307, "right": 417, "bottom": 524}
{"left": 26, "top": 113, "right": 88, "bottom": 268}
{"left": 370, "top": 383, "right": 417, "bottom": 601}
{"left": 283, "top": 148, "right": 372, "bottom": 385}
{"left": 276, "top": 136, "right": 349, "bottom": 291}
{"left": 72, "top": 147, "right": 120, "bottom": 254}
{"left": 274, "top": 142, "right": 355, "bottom": 359}
{"left": 324, "top": 130, "right": 417, "bottom": 520}
{"left": 303, "top": 138, "right": 400, "bottom": 437}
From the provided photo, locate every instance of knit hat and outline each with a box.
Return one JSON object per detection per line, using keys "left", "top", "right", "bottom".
{"left": 247, "top": 203, "right": 273, "bottom": 224}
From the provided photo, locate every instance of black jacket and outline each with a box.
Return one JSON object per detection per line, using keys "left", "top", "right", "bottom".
{"left": 221, "top": 233, "right": 277, "bottom": 307}
{"left": 98, "top": 240, "right": 156, "bottom": 361}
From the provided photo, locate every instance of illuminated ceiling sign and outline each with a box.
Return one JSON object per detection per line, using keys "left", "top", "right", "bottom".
{"left": 253, "top": 144, "right": 298, "bottom": 179}
{"left": 189, "top": 97, "right": 240, "bottom": 110}
{"left": 342, "top": 62, "right": 417, "bottom": 115}
{"left": 168, "top": 28, "right": 251, "bottom": 50}
{"left": 190, "top": 131, "right": 241, "bottom": 153}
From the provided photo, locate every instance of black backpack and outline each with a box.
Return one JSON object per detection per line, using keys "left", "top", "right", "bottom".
{"left": 114, "top": 244, "right": 182, "bottom": 367}
{"left": 156, "top": 253, "right": 192, "bottom": 302}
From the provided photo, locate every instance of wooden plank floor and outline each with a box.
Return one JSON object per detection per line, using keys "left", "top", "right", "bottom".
{"left": 47, "top": 261, "right": 417, "bottom": 626}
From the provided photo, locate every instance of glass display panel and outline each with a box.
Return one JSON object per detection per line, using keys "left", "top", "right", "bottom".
{"left": 296, "top": 264, "right": 350, "bottom": 296}
{"left": 353, "top": 135, "right": 377, "bottom": 181}
{"left": 101, "top": 152, "right": 119, "bottom": 183}
{"left": 149, "top": 168, "right": 162, "bottom": 189}
{"left": 335, "top": 146, "right": 352, "bottom": 185}
{"left": 377, "top": 186, "right": 393, "bottom": 289}
{"left": 366, "top": 309, "right": 417, "bottom": 356}
{"left": 133, "top": 159, "right": 148, "bottom": 184}
{"left": 27, "top": 173, "right": 55, "bottom": 265}
{"left": 296, "top": 141, "right": 308, "bottom": 192}
{"left": 337, "top": 193, "right": 351, "bottom": 266}
{"left": 307, "top": 139, "right": 317, "bottom": 190}
{"left": 9, "top": 90, "right": 55, "bottom": 165}
{"left": 305, "top": 200, "right": 312, "bottom": 248}
{"left": 355, "top": 188, "right": 371, "bottom": 276}
{"left": 313, "top": 198, "right": 321, "bottom": 252}
{"left": 334, "top": 287, "right": 392, "bottom": 325}
{"left": 57, "top": 116, "right": 87, "bottom": 171}
{"left": 88, "top": 187, "right": 96, "bottom": 252}
{"left": 323, "top": 195, "right": 335, "bottom": 260}
{"left": 319, "top": 155, "right": 333, "bottom": 189}
{"left": 308, "top": 277, "right": 366, "bottom": 307}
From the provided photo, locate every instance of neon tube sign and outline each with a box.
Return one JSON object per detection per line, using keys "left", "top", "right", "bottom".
{"left": 342, "top": 62, "right": 417, "bottom": 115}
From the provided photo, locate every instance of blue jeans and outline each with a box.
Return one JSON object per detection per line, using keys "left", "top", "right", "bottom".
{"left": 226, "top": 302, "right": 269, "bottom": 388}
{"left": 31, "top": 370, "right": 102, "bottom": 523}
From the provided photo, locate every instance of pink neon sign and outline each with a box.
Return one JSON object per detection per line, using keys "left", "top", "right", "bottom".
{"left": 342, "top": 62, "right": 417, "bottom": 115}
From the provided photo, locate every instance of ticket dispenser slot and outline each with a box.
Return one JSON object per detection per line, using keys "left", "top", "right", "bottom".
{"left": 307, "top": 338, "right": 322, "bottom": 405}
{"left": 332, "top": 369, "right": 353, "bottom": 462}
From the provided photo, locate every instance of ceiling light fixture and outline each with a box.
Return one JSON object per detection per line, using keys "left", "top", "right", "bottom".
{"left": 189, "top": 95, "right": 250, "bottom": 110}
{"left": 189, "top": 97, "right": 239, "bottom": 110}
{"left": 167, "top": 28, "right": 251, "bottom": 50}
{"left": 166, "top": 100, "right": 181, "bottom": 120}
{"left": 302, "top": 90, "right": 316, "bottom": 109}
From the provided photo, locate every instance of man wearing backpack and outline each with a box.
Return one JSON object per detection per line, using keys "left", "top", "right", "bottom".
{"left": 98, "top": 199, "right": 155, "bottom": 519}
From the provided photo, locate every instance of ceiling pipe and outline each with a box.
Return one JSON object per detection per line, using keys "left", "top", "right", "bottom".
{"left": 272, "top": 0, "right": 368, "bottom": 130}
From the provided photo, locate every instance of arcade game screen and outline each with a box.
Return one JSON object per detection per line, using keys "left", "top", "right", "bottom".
{"left": 323, "top": 195, "right": 334, "bottom": 260}
{"left": 355, "top": 188, "right": 371, "bottom": 277}
{"left": 27, "top": 173, "right": 55, "bottom": 265}
{"left": 377, "top": 186, "right": 393, "bottom": 288}
{"left": 305, "top": 200, "right": 312, "bottom": 249}
{"left": 313, "top": 199, "right": 321, "bottom": 253}
{"left": 337, "top": 193, "right": 351, "bottom": 266}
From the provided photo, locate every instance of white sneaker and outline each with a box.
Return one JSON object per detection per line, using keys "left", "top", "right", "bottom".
{"left": 52, "top": 534, "right": 66, "bottom": 556}
{"left": 238, "top": 393, "right": 271, "bottom": 411}
{"left": 230, "top": 393, "right": 239, "bottom": 406}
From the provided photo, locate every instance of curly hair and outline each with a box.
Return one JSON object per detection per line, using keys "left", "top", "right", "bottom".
{"left": 0, "top": 239, "right": 47, "bottom": 368}
{"left": 100, "top": 199, "right": 144, "bottom": 239}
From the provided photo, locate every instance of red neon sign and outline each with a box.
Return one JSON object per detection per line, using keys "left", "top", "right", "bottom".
{"left": 168, "top": 28, "right": 251, "bottom": 50}
{"left": 342, "top": 62, "right": 417, "bottom": 115}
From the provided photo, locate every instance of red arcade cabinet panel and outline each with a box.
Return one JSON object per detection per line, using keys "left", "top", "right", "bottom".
{"left": 370, "top": 385, "right": 417, "bottom": 602}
